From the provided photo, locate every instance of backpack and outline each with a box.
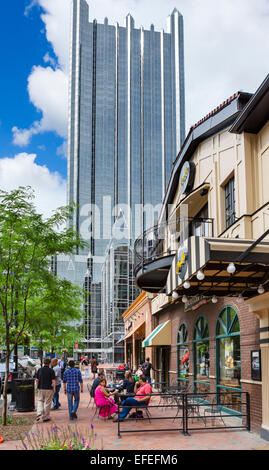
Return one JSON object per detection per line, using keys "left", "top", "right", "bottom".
{"left": 129, "top": 410, "right": 144, "bottom": 419}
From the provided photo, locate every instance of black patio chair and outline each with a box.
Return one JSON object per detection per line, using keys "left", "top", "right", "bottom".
{"left": 203, "top": 396, "right": 226, "bottom": 427}
{"left": 93, "top": 403, "right": 111, "bottom": 420}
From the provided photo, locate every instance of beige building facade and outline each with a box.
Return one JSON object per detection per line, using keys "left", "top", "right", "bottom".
{"left": 135, "top": 75, "right": 269, "bottom": 438}
{"left": 122, "top": 292, "right": 154, "bottom": 370}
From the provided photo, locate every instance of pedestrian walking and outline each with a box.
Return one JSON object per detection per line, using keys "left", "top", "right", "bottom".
{"left": 90, "top": 355, "right": 98, "bottom": 380}
{"left": 35, "top": 358, "right": 56, "bottom": 422}
{"left": 63, "top": 360, "right": 83, "bottom": 420}
{"left": 51, "top": 358, "right": 61, "bottom": 410}
{"left": 82, "top": 355, "right": 89, "bottom": 373}
{"left": 59, "top": 356, "right": 67, "bottom": 379}
{"left": 142, "top": 357, "right": 154, "bottom": 385}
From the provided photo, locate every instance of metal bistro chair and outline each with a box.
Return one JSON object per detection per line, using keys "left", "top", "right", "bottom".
{"left": 93, "top": 402, "right": 111, "bottom": 420}
{"left": 158, "top": 386, "right": 178, "bottom": 410}
{"left": 203, "top": 396, "right": 226, "bottom": 427}
{"left": 87, "top": 383, "right": 96, "bottom": 409}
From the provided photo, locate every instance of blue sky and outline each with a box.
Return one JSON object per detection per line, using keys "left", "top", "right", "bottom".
{"left": 0, "top": 0, "right": 268, "bottom": 218}
{"left": 0, "top": 1, "right": 66, "bottom": 178}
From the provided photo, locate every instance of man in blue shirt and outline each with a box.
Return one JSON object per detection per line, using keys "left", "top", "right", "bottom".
{"left": 63, "top": 360, "right": 83, "bottom": 420}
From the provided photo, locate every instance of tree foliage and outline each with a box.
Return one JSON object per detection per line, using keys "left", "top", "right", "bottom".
{"left": 0, "top": 187, "right": 87, "bottom": 424}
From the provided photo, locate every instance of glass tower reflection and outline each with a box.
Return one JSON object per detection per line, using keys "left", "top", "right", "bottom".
{"left": 62, "top": 0, "right": 185, "bottom": 358}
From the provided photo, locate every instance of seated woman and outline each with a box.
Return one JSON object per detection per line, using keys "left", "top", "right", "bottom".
{"left": 94, "top": 378, "right": 118, "bottom": 419}
{"left": 134, "top": 365, "right": 143, "bottom": 382}
{"left": 118, "top": 371, "right": 135, "bottom": 394}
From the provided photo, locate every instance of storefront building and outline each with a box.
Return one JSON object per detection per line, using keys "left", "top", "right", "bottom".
{"left": 121, "top": 292, "right": 154, "bottom": 370}
{"left": 134, "top": 75, "right": 269, "bottom": 438}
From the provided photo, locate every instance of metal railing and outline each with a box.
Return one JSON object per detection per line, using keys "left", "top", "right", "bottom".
{"left": 116, "top": 391, "right": 250, "bottom": 438}
{"left": 134, "top": 217, "right": 214, "bottom": 275}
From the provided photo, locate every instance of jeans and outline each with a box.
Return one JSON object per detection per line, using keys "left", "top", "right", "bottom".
{"left": 53, "top": 384, "right": 61, "bottom": 409}
{"left": 146, "top": 376, "right": 151, "bottom": 385}
{"left": 67, "top": 391, "right": 80, "bottom": 419}
{"left": 119, "top": 398, "right": 147, "bottom": 420}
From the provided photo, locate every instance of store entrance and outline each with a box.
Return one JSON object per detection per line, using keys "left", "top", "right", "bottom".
{"left": 161, "top": 347, "right": 170, "bottom": 390}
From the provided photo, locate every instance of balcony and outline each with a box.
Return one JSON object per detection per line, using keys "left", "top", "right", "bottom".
{"left": 134, "top": 217, "right": 214, "bottom": 293}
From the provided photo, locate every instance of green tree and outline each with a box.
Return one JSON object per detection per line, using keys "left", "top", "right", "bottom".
{"left": 28, "top": 276, "right": 84, "bottom": 361}
{"left": 0, "top": 187, "right": 87, "bottom": 424}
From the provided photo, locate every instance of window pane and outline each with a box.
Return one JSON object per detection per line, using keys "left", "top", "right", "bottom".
{"left": 178, "top": 346, "right": 189, "bottom": 381}
{"left": 195, "top": 340, "right": 210, "bottom": 381}
{"left": 218, "top": 336, "right": 241, "bottom": 389}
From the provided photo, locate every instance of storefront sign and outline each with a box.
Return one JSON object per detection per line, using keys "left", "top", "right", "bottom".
{"left": 184, "top": 295, "right": 209, "bottom": 312}
{"left": 125, "top": 320, "right": 132, "bottom": 331}
{"left": 152, "top": 294, "right": 170, "bottom": 315}
{"left": 178, "top": 161, "right": 196, "bottom": 195}
{"left": 251, "top": 350, "right": 261, "bottom": 381}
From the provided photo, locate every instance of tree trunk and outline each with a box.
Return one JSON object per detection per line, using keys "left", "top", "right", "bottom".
{"left": 2, "top": 352, "right": 10, "bottom": 426}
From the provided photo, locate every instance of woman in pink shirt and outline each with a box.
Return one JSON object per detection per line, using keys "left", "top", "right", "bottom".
{"left": 94, "top": 378, "right": 118, "bottom": 419}
{"left": 113, "top": 375, "right": 152, "bottom": 422}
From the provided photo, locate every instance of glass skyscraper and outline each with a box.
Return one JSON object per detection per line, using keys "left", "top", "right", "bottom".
{"left": 59, "top": 0, "right": 185, "bottom": 358}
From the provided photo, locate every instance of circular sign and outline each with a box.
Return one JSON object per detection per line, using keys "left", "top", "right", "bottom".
{"left": 178, "top": 161, "right": 196, "bottom": 195}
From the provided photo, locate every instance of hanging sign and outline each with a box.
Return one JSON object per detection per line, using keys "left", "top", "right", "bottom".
{"left": 176, "top": 246, "right": 188, "bottom": 280}
{"left": 178, "top": 161, "right": 196, "bottom": 195}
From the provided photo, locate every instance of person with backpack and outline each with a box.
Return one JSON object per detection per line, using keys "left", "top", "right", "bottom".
{"left": 142, "top": 357, "right": 154, "bottom": 385}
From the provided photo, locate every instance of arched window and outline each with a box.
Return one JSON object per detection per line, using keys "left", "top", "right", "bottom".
{"left": 177, "top": 323, "right": 189, "bottom": 385}
{"left": 193, "top": 316, "right": 210, "bottom": 394}
{"left": 216, "top": 306, "right": 241, "bottom": 411}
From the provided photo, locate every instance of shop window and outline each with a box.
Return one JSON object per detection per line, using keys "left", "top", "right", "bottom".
{"left": 193, "top": 316, "right": 210, "bottom": 394}
{"left": 177, "top": 323, "right": 189, "bottom": 385}
{"left": 225, "top": 177, "right": 236, "bottom": 228}
{"left": 216, "top": 306, "right": 241, "bottom": 412}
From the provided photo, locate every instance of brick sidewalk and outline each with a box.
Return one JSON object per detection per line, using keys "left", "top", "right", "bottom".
{"left": 1, "top": 369, "right": 269, "bottom": 450}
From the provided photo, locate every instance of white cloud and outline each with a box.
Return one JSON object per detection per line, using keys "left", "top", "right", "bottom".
{"left": 12, "top": 66, "right": 68, "bottom": 146}
{"left": 17, "top": 0, "right": 269, "bottom": 146}
{"left": 12, "top": 122, "right": 41, "bottom": 147}
{"left": 0, "top": 153, "right": 66, "bottom": 219}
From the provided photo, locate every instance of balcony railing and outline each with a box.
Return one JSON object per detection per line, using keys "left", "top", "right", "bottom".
{"left": 134, "top": 217, "right": 214, "bottom": 276}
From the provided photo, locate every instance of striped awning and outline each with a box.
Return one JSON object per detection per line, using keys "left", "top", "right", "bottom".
{"left": 166, "top": 236, "right": 269, "bottom": 299}
{"left": 142, "top": 321, "right": 171, "bottom": 348}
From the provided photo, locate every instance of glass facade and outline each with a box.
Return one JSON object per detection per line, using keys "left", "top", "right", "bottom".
{"left": 216, "top": 306, "right": 241, "bottom": 412}
{"left": 193, "top": 317, "right": 210, "bottom": 394}
{"left": 177, "top": 323, "right": 189, "bottom": 385}
{"left": 101, "top": 241, "right": 138, "bottom": 363}
{"left": 61, "top": 0, "right": 186, "bottom": 356}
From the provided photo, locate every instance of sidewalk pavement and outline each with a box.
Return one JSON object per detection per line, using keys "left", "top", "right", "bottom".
{"left": 1, "top": 366, "right": 269, "bottom": 450}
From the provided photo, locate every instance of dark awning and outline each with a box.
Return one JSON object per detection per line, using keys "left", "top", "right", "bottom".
{"left": 167, "top": 236, "right": 269, "bottom": 299}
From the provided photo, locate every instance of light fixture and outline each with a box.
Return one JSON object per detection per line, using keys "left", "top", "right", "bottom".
{"left": 172, "top": 291, "right": 179, "bottom": 300}
{"left": 237, "top": 293, "right": 244, "bottom": 303}
{"left": 196, "top": 270, "right": 205, "bottom": 281}
{"left": 182, "top": 295, "right": 188, "bottom": 303}
{"left": 258, "top": 284, "right": 265, "bottom": 295}
{"left": 212, "top": 295, "right": 218, "bottom": 304}
{"left": 183, "top": 281, "right": 190, "bottom": 289}
{"left": 227, "top": 262, "right": 236, "bottom": 274}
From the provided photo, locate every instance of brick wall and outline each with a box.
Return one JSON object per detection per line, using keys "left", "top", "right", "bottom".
{"left": 154, "top": 296, "right": 262, "bottom": 432}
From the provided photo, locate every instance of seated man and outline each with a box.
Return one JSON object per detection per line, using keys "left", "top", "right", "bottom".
{"left": 113, "top": 375, "right": 152, "bottom": 422}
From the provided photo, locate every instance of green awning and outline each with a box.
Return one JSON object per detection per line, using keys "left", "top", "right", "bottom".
{"left": 142, "top": 321, "right": 171, "bottom": 348}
